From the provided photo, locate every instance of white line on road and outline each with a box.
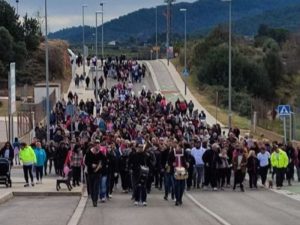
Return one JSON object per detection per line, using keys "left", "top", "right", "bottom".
{"left": 67, "top": 190, "right": 88, "bottom": 225}
{"left": 185, "top": 193, "right": 231, "bottom": 225}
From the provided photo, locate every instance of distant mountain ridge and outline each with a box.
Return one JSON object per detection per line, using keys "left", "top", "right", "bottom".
{"left": 48, "top": 0, "right": 300, "bottom": 43}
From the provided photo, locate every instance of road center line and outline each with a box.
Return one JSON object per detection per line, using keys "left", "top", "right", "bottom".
{"left": 185, "top": 193, "right": 231, "bottom": 225}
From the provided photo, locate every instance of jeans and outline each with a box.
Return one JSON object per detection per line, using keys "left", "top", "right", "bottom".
{"left": 195, "top": 165, "right": 204, "bottom": 187}
{"left": 259, "top": 166, "right": 268, "bottom": 185}
{"left": 174, "top": 178, "right": 185, "bottom": 203}
{"left": 23, "top": 165, "right": 34, "bottom": 184}
{"left": 164, "top": 173, "right": 174, "bottom": 199}
{"left": 99, "top": 175, "right": 107, "bottom": 199}
{"left": 88, "top": 173, "right": 100, "bottom": 203}
{"left": 35, "top": 166, "right": 43, "bottom": 181}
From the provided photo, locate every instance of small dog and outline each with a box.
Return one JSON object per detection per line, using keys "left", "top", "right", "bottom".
{"left": 268, "top": 180, "right": 273, "bottom": 189}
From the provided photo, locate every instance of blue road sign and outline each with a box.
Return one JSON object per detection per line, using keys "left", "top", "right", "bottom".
{"left": 278, "top": 105, "right": 291, "bottom": 116}
{"left": 182, "top": 68, "right": 189, "bottom": 77}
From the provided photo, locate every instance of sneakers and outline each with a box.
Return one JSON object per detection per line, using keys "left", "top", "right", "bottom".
{"left": 213, "top": 187, "right": 218, "bottom": 191}
{"left": 24, "top": 183, "right": 29, "bottom": 187}
{"left": 134, "top": 201, "right": 139, "bottom": 206}
{"left": 93, "top": 201, "right": 97, "bottom": 207}
{"left": 142, "top": 202, "right": 147, "bottom": 206}
{"left": 163, "top": 196, "right": 168, "bottom": 201}
{"left": 101, "top": 198, "right": 106, "bottom": 203}
{"left": 31, "top": 183, "right": 35, "bottom": 187}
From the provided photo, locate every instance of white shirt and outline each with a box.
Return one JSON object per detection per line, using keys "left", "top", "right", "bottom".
{"left": 191, "top": 147, "right": 206, "bottom": 165}
{"left": 257, "top": 152, "right": 270, "bottom": 167}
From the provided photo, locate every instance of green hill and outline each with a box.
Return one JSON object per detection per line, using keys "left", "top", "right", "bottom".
{"left": 48, "top": 0, "right": 300, "bottom": 43}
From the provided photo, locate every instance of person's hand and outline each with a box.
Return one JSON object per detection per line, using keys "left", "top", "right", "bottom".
{"left": 92, "top": 164, "right": 97, "bottom": 168}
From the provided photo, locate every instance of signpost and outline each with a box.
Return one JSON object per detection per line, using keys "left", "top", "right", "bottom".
{"left": 278, "top": 105, "right": 292, "bottom": 143}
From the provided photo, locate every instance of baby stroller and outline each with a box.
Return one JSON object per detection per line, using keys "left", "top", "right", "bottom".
{"left": 0, "top": 158, "right": 12, "bottom": 188}
{"left": 56, "top": 166, "right": 73, "bottom": 191}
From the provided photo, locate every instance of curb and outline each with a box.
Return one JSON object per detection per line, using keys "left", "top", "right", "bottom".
{"left": 12, "top": 191, "right": 82, "bottom": 197}
{"left": 0, "top": 191, "right": 13, "bottom": 205}
{"left": 185, "top": 193, "right": 231, "bottom": 225}
{"left": 67, "top": 190, "right": 88, "bottom": 225}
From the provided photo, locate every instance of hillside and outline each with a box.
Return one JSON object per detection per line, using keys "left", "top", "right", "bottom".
{"left": 48, "top": 0, "right": 300, "bottom": 43}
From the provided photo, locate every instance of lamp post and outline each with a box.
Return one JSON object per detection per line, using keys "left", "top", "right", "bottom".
{"left": 164, "top": 0, "right": 175, "bottom": 66}
{"left": 180, "top": 8, "right": 187, "bottom": 96}
{"left": 222, "top": 0, "right": 232, "bottom": 129}
{"left": 82, "top": 5, "right": 87, "bottom": 77}
{"left": 16, "top": 0, "right": 19, "bottom": 14}
{"left": 155, "top": 6, "right": 158, "bottom": 59}
{"left": 95, "top": 11, "right": 103, "bottom": 101}
{"left": 100, "top": 3, "right": 104, "bottom": 60}
{"left": 45, "top": 0, "right": 50, "bottom": 143}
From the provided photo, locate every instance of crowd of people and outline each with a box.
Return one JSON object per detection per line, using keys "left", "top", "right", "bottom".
{"left": 1, "top": 56, "right": 300, "bottom": 208}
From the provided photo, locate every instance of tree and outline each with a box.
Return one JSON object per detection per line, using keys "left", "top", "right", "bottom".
{"left": 0, "top": 26, "right": 14, "bottom": 64}
{"left": 0, "top": 0, "right": 24, "bottom": 41}
{"left": 23, "top": 14, "right": 40, "bottom": 51}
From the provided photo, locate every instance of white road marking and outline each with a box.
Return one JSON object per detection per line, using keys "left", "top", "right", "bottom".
{"left": 185, "top": 193, "right": 232, "bottom": 225}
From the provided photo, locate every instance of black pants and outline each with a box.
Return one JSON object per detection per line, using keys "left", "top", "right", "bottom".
{"left": 72, "top": 167, "right": 81, "bottom": 185}
{"left": 233, "top": 170, "right": 245, "bottom": 190}
{"left": 275, "top": 168, "right": 285, "bottom": 187}
{"left": 248, "top": 171, "right": 257, "bottom": 188}
{"left": 174, "top": 179, "right": 185, "bottom": 203}
{"left": 204, "top": 166, "right": 217, "bottom": 188}
{"left": 259, "top": 166, "right": 268, "bottom": 185}
{"left": 23, "top": 165, "right": 34, "bottom": 184}
{"left": 218, "top": 168, "right": 227, "bottom": 188}
{"left": 88, "top": 173, "right": 100, "bottom": 203}
{"left": 226, "top": 168, "right": 232, "bottom": 185}
{"left": 286, "top": 163, "right": 294, "bottom": 181}
{"left": 35, "top": 166, "right": 43, "bottom": 181}
{"left": 120, "top": 170, "right": 130, "bottom": 191}
{"left": 135, "top": 183, "right": 147, "bottom": 202}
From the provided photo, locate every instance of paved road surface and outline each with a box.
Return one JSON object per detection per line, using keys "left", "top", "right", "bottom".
{"left": 189, "top": 189, "right": 300, "bottom": 225}
{"left": 148, "top": 60, "right": 183, "bottom": 103}
{"left": 79, "top": 192, "right": 218, "bottom": 225}
{"left": 0, "top": 196, "right": 79, "bottom": 225}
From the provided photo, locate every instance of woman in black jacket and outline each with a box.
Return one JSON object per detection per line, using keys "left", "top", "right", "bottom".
{"left": 129, "top": 144, "right": 150, "bottom": 206}
{"left": 247, "top": 150, "right": 259, "bottom": 189}
{"left": 0, "top": 142, "right": 14, "bottom": 166}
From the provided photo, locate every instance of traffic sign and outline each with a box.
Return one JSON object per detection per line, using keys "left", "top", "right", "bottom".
{"left": 182, "top": 68, "right": 189, "bottom": 77}
{"left": 278, "top": 105, "right": 291, "bottom": 116}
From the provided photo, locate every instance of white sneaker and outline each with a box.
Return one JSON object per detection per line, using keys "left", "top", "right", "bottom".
{"left": 134, "top": 201, "right": 139, "bottom": 206}
{"left": 142, "top": 202, "right": 147, "bottom": 206}
{"left": 213, "top": 187, "right": 218, "bottom": 191}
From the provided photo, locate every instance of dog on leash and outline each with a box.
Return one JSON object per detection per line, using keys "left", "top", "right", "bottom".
{"left": 268, "top": 180, "right": 273, "bottom": 189}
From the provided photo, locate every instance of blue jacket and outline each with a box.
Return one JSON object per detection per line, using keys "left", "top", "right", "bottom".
{"left": 34, "top": 148, "right": 47, "bottom": 166}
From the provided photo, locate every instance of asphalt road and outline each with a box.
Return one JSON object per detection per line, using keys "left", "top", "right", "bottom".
{"left": 188, "top": 188, "right": 300, "bottom": 225}
{"left": 79, "top": 191, "right": 219, "bottom": 225}
{"left": 0, "top": 196, "right": 80, "bottom": 225}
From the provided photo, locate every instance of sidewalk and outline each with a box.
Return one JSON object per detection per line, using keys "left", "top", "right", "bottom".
{"left": 0, "top": 168, "right": 82, "bottom": 204}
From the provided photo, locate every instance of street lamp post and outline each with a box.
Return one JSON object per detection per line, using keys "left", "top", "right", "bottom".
{"left": 222, "top": 0, "right": 232, "bottom": 129}
{"left": 95, "top": 11, "right": 103, "bottom": 101}
{"left": 82, "top": 5, "right": 87, "bottom": 77}
{"left": 16, "top": 0, "right": 19, "bottom": 14}
{"left": 180, "top": 8, "right": 187, "bottom": 96}
{"left": 155, "top": 6, "right": 158, "bottom": 59}
{"left": 100, "top": 3, "right": 104, "bottom": 60}
{"left": 45, "top": 0, "right": 50, "bottom": 143}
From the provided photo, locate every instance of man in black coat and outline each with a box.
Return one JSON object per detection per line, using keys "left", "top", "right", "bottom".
{"left": 202, "top": 143, "right": 220, "bottom": 191}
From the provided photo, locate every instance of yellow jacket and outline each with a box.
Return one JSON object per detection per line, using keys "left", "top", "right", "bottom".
{"left": 271, "top": 149, "right": 288, "bottom": 169}
{"left": 19, "top": 145, "right": 37, "bottom": 165}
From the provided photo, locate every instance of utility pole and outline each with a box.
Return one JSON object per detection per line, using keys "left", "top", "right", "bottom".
{"left": 164, "top": 0, "right": 175, "bottom": 66}
{"left": 82, "top": 5, "right": 87, "bottom": 77}
{"left": 155, "top": 6, "right": 158, "bottom": 59}
{"left": 16, "top": 0, "right": 19, "bottom": 14}
{"left": 45, "top": 0, "right": 50, "bottom": 143}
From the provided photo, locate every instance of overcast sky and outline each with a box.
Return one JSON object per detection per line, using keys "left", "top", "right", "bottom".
{"left": 7, "top": 0, "right": 196, "bottom": 32}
